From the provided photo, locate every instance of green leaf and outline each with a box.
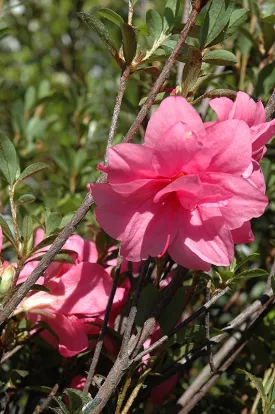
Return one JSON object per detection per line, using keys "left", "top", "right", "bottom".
{"left": 192, "top": 88, "right": 236, "bottom": 105}
{"left": 51, "top": 397, "right": 69, "bottom": 414}
{"left": 203, "top": 49, "right": 238, "bottom": 65}
{"left": 97, "top": 8, "right": 124, "bottom": 26}
{"left": 45, "top": 213, "right": 62, "bottom": 237}
{"left": 262, "top": 15, "right": 275, "bottom": 24}
{"left": 17, "top": 194, "right": 36, "bottom": 207}
{"left": 17, "top": 162, "right": 48, "bottom": 183}
{"left": 30, "top": 284, "right": 51, "bottom": 293}
{"left": 27, "top": 253, "right": 75, "bottom": 264}
{"left": 0, "top": 215, "right": 16, "bottom": 247}
{"left": 159, "top": 287, "right": 185, "bottom": 334}
{"left": 120, "top": 22, "right": 137, "bottom": 64}
{"left": 237, "top": 369, "right": 267, "bottom": 413}
{"left": 65, "top": 388, "right": 91, "bottom": 414}
{"left": 78, "top": 13, "right": 118, "bottom": 58}
{"left": 31, "top": 234, "right": 57, "bottom": 254}
{"left": 200, "top": 0, "right": 234, "bottom": 48}
{"left": 22, "top": 216, "right": 33, "bottom": 244}
{"left": 139, "top": 91, "right": 169, "bottom": 106}
{"left": 0, "top": 131, "right": 19, "bottom": 184}
{"left": 146, "top": 10, "right": 163, "bottom": 39}
{"left": 234, "top": 253, "right": 260, "bottom": 273}
{"left": 135, "top": 284, "right": 160, "bottom": 327}
{"left": 24, "top": 86, "right": 36, "bottom": 114}
{"left": 163, "top": 0, "right": 180, "bottom": 32}
{"left": 181, "top": 47, "right": 202, "bottom": 95}
{"left": 82, "top": 399, "right": 102, "bottom": 414}
{"left": 222, "top": 9, "right": 248, "bottom": 41}
{"left": 233, "top": 269, "right": 269, "bottom": 280}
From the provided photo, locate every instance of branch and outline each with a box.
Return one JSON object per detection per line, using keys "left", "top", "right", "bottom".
{"left": 265, "top": 87, "right": 275, "bottom": 121}
{"left": 84, "top": 258, "right": 123, "bottom": 393}
{"left": 0, "top": 192, "right": 94, "bottom": 327}
{"left": 32, "top": 383, "right": 59, "bottom": 414}
{"left": 177, "top": 295, "right": 275, "bottom": 412}
{"left": 123, "top": 0, "right": 208, "bottom": 143}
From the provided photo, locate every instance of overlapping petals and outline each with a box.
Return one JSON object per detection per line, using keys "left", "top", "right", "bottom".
{"left": 91, "top": 95, "right": 268, "bottom": 270}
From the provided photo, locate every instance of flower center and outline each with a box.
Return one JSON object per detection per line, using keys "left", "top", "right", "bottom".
{"left": 171, "top": 171, "right": 185, "bottom": 182}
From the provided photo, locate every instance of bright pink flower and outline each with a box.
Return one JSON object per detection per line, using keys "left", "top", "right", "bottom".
{"left": 17, "top": 233, "right": 126, "bottom": 357}
{"left": 69, "top": 375, "right": 86, "bottom": 390}
{"left": 150, "top": 373, "right": 179, "bottom": 407}
{"left": 91, "top": 96, "right": 268, "bottom": 270}
{"left": 209, "top": 91, "right": 275, "bottom": 161}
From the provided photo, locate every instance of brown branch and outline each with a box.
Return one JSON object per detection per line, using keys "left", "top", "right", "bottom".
{"left": 123, "top": 0, "right": 208, "bottom": 143}
{"left": 32, "top": 383, "right": 59, "bottom": 414}
{"left": 104, "top": 66, "right": 131, "bottom": 165}
{"left": 265, "top": 87, "right": 275, "bottom": 121}
{"left": 84, "top": 258, "right": 123, "bottom": 393}
{"left": 177, "top": 295, "right": 275, "bottom": 413}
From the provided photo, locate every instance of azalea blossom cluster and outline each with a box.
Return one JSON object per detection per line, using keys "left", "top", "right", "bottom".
{"left": 91, "top": 92, "right": 274, "bottom": 270}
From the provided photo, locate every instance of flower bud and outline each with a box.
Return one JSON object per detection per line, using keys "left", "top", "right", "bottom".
{"left": 0, "top": 265, "right": 15, "bottom": 297}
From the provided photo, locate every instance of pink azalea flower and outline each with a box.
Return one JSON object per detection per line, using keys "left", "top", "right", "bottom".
{"left": 208, "top": 91, "right": 275, "bottom": 162}
{"left": 17, "top": 233, "right": 126, "bottom": 357}
{"left": 90, "top": 96, "right": 268, "bottom": 271}
{"left": 150, "top": 373, "right": 180, "bottom": 407}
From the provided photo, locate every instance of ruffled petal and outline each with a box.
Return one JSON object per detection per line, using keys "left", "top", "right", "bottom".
{"left": 231, "top": 222, "right": 254, "bottom": 244}
{"left": 209, "top": 97, "right": 234, "bottom": 121}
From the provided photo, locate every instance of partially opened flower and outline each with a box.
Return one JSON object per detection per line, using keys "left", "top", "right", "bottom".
{"left": 91, "top": 96, "right": 268, "bottom": 271}
{"left": 17, "top": 232, "right": 126, "bottom": 357}
{"left": 208, "top": 91, "right": 275, "bottom": 161}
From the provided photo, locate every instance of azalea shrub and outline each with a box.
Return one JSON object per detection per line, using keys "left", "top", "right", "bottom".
{"left": 0, "top": 0, "right": 275, "bottom": 413}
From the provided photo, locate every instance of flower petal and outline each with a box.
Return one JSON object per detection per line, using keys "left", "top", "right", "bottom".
{"left": 206, "top": 120, "right": 252, "bottom": 174}
{"left": 145, "top": 96, "right": 205, "bottom": 148}
{"left": 229, "top": 91, "right": 265, "bottom": 126}
{"left": 209, "top": 97, "right": 234, "bottom": 121}
{"left": 231, "top": 222, "right": 254, "bottom": 244}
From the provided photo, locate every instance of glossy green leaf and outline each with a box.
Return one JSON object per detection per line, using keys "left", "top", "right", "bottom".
{"left": 31, "top": 234, "right": 57, "bottom": 254}
{"left": 262, "top": 15, "right": 275, "bottom": 24}
{"left": 203, "top": 49, "right": 238, "bottom": 65}
{"left": 0, "top": 131, "right": 19, "bottom": 184}
{"left": 146, "top": 9, "right": 163, "bottom": 39}
{"left": 97, "top": 8, "right": 124, "bottom": 26}
{"left": 17, "top": 194, "right": 36, "bottom": 207}
{"left": 163, "top": 0, "right": 180, "bottom": 32}
{"left": 45, "top": 213, "right": 62, "bottom": 237}
{"left": 208, "top": 8, "right": 248, "bottom": 46}
{"left": 120, "top": 22, "right": 137, "bottom": 64}
{"left": 17, "top": 162, "right": 48, "bottom": 183}
{"left": 30, "top": 284, "right": 51, "bottom": 293}
{"left": 181, "top": 47, "right": 202, "bottom": 95}
{"left": 0, "top": 215, "right": 16, "bottom": 247}
{"left": 78, "top": 13, "right": 118, "bottom": 58}
{"left": 200, "top": 0, "right": 234, "bottom": 48}
{"left": 22, "top": 216, "right": 33, "bottom": 244}
{"left": 237, "top": 370, "right": 267, "bottom": 412}
{"left": 82, "top": 399, "right": 102, "bottom": 414}
{"left": 233, "top": 269, "right": 269, "bottom": 280}
{"left": 65, "top": 388, "right": 91, "bottom": 414}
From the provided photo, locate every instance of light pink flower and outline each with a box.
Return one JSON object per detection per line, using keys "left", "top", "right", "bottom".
{"left": 208, "top": 91, "right": 275, "bottom": 162}
{"left": 91, "top": 96, "right": 268, "bottom": 271}
{"left": 17, "top": 233, "right": 126, "bottom": 357}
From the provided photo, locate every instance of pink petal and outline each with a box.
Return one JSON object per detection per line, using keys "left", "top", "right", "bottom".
{"left": 199, "top": 182, "right": 232, "bottom": 207}
{"left": 178, "top": 206, "right": 234, "bottom": 266}
{"left": 206, "top": 120, "right": 252, "bottom": 174}
{"left": 169, "top": 232, "right": 211, "bottom": 271}
{"left": 107, "top": 144, "right": 158, "bottom": 183}
{"left": 152, "top": 122, "right": 211, "bottom": 177}
{"left": 91, "top": 180, "right": 166, "bottom": 241}
{"left": 247, "top": 161, "right": 266, "bottom": 193}
{"left": 55, "top": 263, "right": 125, "bottom": 316}
{"left": 204, "top": 173, "right": 268, "bottom": 229}
{"left": 229, "top": 91, "right": 264, "bottom": 127}
{"left": 209, "top": 97, "right": 234, "bottom": 121}
{"left": 121, "top": 196, "right": 177, "bottom": 261}
{"left": 45, "top": 313, "right": 88, "bottom": 357}
{"left": 154, "top": 175, "right": 202, "bottom": 210}
{"left": 144, "top": 96, "right": 205, "bottom": 148}
{"left": 231, "top": 222, "right": 254, "bottom": 244}
{"left": 251, "top": 119, "right": 275, "bottom": 153}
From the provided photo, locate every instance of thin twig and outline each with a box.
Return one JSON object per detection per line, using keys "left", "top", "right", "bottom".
{"left": 120, "top": 259, "right": 150, "bottom": 354}
{"left": 176, "top": 0, "right": 190, "bottom": 84}
{"left": 84, "top": 257, "right": 123, "bottom": 393}
{"left": 123, "top": 0, "right": 208, "bottom": 143}
{"left": 177, "top": 296, "right": 275, "bottom": 413}
{"left": 205, "top": 280, "right": 215, "bottom": 373}
{"left": 265, "top": 87, "right": 275, "bottom": 121}
{"left": 132, "top": 286, "right": 230, "bottom": 363}
{"left": 128, "top": 0, "right": 134, "bottom": 26}
{"left": 32, "top": 383, "right": 59, "bottom": 414}
{"left": 104, "top": 66, "right": 131, "bottom": 165}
